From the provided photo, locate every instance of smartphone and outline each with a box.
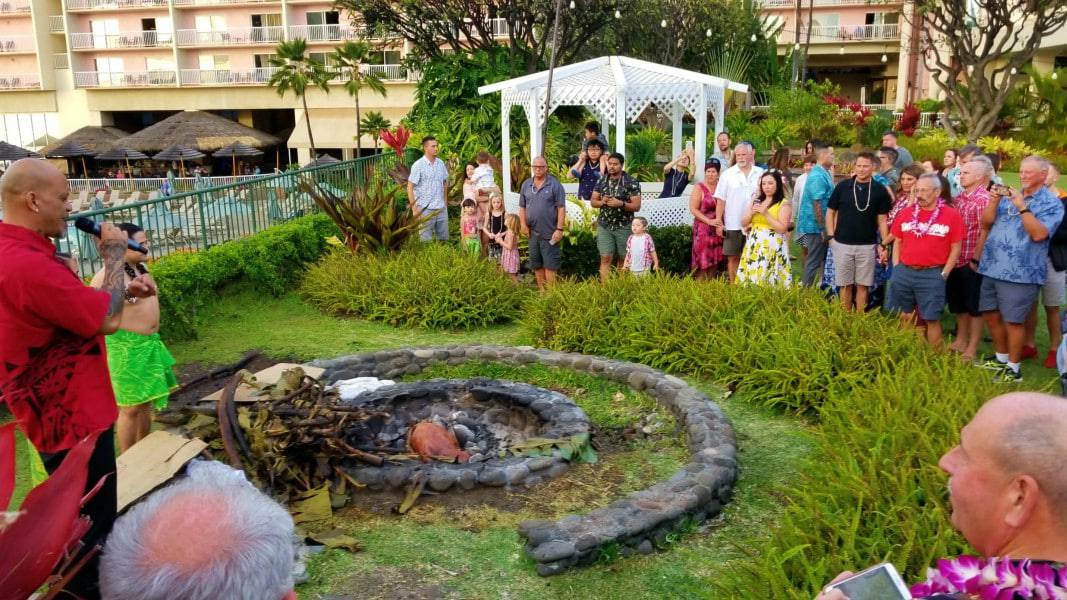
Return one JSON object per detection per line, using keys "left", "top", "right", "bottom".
{"left": 685, "top": 140, "right": 694, "bottom": 152}
{"left": 990, "top": 183, "right": 1014, "bottom": 197}
{"left": 825, "top": 563, "right": 910, "bottom": 600}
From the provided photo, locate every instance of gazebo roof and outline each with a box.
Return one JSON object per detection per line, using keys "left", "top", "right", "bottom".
{"left": 478, "top": 55, "right": 747, "bottom": 124}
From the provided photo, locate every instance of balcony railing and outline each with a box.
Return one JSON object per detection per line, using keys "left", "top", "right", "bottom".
{"left": 0, "top": 1, "right": 32, "bottom": 14}
{"left": 172, "top": 0, "right": 278, "bottom": 5}
{"left": 0, "top": 73, "right": 40, "bottom": 90}
{"left": 74, "top": 69, "right": 177, "bottom": 87}
{"left": 65, "top": 0, "right": 167, "bottom": 10}
{"left": 54, "top": 52, "right": 69, "bottom": 68}
{"left": 287, "top": 24, "right": 363, "bottom": 42}
{"left": 180, "top": 67, "right": 277, "bottom": 85}
{"left": 488, "top": 17, "right": 508, "bottom": 38}
{"left": 50, "top": 15, "right": 65, "bottom": 32}
{"left": 0, "top": 35, "right": 35, "bottom": 52}
{"left": 759, "top": 0, "right": 897, "bottom": 6}
{"left": 70, "top": 30, "right": 172, "bottom": 49}
{"left": 175, "top": 26, "right": 284, "bottom": 46}
{"left": 802, "top": 23, "right": 900, "bottom": 41}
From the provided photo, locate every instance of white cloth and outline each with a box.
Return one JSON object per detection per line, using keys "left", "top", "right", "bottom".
{"left": 327, "top": 377, "right": 396, "bottom": 401}
{"left": 792, "top": 172, "right": 809, "bottom": 221}
{"left": 715, "top": 164, "right": 765, "bottom": 231}
{"left": 473, "top": 164, "right": 496, "bottom": 189}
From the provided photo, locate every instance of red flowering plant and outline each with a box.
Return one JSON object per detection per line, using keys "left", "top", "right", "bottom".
{"left": 895, "top": 102, "right": 921, "bottom": 137}
{"left": 824, "top": 95, "right": 873, "bottom": 126}
{"left": 0, "top": 425, "right": 108, "bottom": 599}
{"left": 380, "top": 126, "right": 412, "bottom": 185}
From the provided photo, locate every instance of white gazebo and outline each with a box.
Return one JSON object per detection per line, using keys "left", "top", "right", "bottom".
{"left": 478, "top": 56, "right": 748, "bottom": 226}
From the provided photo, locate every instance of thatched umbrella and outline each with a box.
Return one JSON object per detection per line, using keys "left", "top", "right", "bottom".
{"left": 0, "top": 141, "right": 41, "bottom": 162}
{"left": 305, "top": 154, "right": 341, "bottom": 168}
{"left": 39, "top": 126, "right": 129, "bottom": 176}
{"left": 95, "top": 146, "right": 149, "bottom": 177}
{"left": 46, "top": 141, "right": 95, "bottom": 177}
{"left": 212, "top": 141, "right": 263, "bottom": 176}
{"left": 116, "top": 111, "right": 280, "bottom": 154}
{"left": 153, "top": 145, "right": 206, "bottom": 177}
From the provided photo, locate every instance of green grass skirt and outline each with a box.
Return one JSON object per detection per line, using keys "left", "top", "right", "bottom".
{"left": 106, "top": 329, "right": 178, "bottom": 409}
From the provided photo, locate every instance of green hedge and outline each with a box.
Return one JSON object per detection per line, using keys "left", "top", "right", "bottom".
{"left": 522, "top": 276, "right": 1001, "bottom": 595}
{"left": 152, "top": 214, "right": 337, "bottom": 341}
{"left": 300, "top": 243, "right": 531, "bottom": 329}
{"left": 559, "top": 225, "right": 694, "bottom": 278}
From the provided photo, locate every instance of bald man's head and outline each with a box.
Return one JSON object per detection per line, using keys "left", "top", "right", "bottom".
{"left": 940, "top": 393, "right": 1067, "bottom": 556}
{"left": 0, "top": 159, "right": 70, "bottom": 238}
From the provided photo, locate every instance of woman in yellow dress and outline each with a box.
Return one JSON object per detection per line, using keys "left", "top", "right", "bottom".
{"left": 736, "top": 170, "right": 792, "bottom": 287}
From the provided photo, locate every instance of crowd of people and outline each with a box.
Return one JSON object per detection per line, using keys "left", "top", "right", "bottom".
{"left": 410, "top": 126, "right": 1067, "bottom": 384}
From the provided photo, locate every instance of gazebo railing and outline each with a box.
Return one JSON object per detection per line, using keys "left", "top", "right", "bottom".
{"left": 59, "top": 153, "right": 395, "bottom": 275}
{"left": 504, "top": 181, "right": 695, "bottom": 229}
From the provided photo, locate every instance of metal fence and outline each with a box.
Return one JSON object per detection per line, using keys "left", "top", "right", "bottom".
{"left": 59, "top": 153, "right": 396, "bottom": 275}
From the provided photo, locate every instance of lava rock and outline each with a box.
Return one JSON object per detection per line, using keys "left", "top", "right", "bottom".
{"left": 427, "top": 470, "right": 457, "bottom": 492}
{"left": 531, "top": 540, "right": 576, "bottom": 562}
{"left": 636, "top": 540, "right": 654, "bottom": 555}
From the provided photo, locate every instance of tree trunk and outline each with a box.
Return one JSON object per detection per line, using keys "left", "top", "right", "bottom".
{"left": 355, "top": 89, "right": 362, "bottom": 159}
{"left": 303, "top": 93, "right": 317, "bottom": 159}
{"left": 791, "top": 0, "right": 801, "bottom": 87}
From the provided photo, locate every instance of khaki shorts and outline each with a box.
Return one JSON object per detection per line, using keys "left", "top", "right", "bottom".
{"left": 1044, "top": 257, "right": 1067, "bottom": 307}
{"left": 831, "top": 240, "right": 876, "bottom": 287}
{"left": 723, "top": 230, "right": 746, "bottom": 256}
{"left": 596, "top": 225, "right": 630, "bottom": 258}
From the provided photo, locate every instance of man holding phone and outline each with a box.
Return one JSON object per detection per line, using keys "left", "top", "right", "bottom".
{"left": 973, "top": 156, "right": 1064, "bottom": 382}
{"left": 818, "top": 392, "right": 1067, "bottom": 599}
{"left": 591, "top": 152, "right": 642, "bottom": 282}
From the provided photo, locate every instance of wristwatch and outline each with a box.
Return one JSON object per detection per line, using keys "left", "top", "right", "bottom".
{"left": 1020, "top": 208, "right": 1032, "bottom": 215}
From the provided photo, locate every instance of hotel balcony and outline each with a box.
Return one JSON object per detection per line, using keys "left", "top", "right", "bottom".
{"left": 0, "top": 1, "right": 32, "bottom": 14}
{"left": 180, "top": 67, "right": 277, "bottom": 85}
{"left": 326, "top": 64, "right": 412, "bottom": 82}
{"left": 800, "top": 23, "right": 899, "bottom": 42}
{"left": 0, "top": 35, "right": 35, "bottom": 53}
{"left": 64, "top": 0, "right": 167, "bottom": 11}
{"left": 175, "top": 26, "right": 283, "bottom": 47}
{"left": 488, "top": 17, "right": 508, "bottom": 38}
{"left": 172, "top": 0, "right": 278, "bottom": 6}
{"left": 287, "top": 23, "right": 363, "bottom": 43}
{"left": 759, "top": 0, "right": 900, "bottom": 6}
{"left": 49, "top": 15, "right": 65, "bottom": 32}
{"left": 70, "top": 30, "right": 173, "bottom": 49}
{"left": 74, "top": 69, "right": 177, "bottom": 87}
{"left": 0, "top": 73, "right": 41, "bottom": 90}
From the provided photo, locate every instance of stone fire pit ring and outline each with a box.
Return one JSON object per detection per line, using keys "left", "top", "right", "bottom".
{"left": 310, "top": 345, "right": 738, "bottom": 576}
{"left": 338, "top": 379, "right": 591, "bottom": 492}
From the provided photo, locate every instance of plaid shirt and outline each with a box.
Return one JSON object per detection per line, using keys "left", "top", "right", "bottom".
{"left": 953, "top": 186, "right": 992, "bottom": 267}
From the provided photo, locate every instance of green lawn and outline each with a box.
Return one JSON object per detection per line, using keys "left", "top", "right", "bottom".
{"left": 164, "top": 285, "right": 816, "bottom": 600}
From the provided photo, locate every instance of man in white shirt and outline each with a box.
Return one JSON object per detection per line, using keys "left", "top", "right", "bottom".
{"left": 714, "top": 142, "right": 765, "bottom": 282}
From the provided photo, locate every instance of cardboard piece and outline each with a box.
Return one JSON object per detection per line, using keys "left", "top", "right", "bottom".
{"left": 116, "top": 431, "right": 207, "bottom": 512}
{"left": 201, "top": 363, "right": 325, "bottom": 403}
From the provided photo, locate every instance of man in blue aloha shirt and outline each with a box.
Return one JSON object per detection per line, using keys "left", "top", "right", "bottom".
{"left": 796, "top": 142, "right": 835, "bottom": 287}
{"left": 976, "top": 156, "right": 1064, "bottom": 383}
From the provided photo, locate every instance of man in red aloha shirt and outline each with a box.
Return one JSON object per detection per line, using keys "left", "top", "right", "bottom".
{"left": 886, "top": 172, "right": 964, "bottom": 347}
{"left": 0, "top": 158, "right": 155, "bottom": 599}
{"left": 947, "top": 155, "right": 994, "bottom": 360}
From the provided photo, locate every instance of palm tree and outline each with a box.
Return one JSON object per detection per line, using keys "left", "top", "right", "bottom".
{"left": 269, "top": 39, "right": 330, "bottom": 159}
{"left": 332, "top": 41, "right": 387, "bottom": 158}
{"left": 360, "top": 111, "right": 392, "bottom": 151}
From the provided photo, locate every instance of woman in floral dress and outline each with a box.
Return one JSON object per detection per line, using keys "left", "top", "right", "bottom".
{"left": 736, "top": 170, "right": 792, "bottom": 287}
{"left": 689, "top": 159, "right": 725, "bottom": 279}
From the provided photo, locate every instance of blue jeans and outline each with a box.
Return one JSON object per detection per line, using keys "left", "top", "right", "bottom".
{"left": 419, "top": 208, "right": 449, "bottom": 241}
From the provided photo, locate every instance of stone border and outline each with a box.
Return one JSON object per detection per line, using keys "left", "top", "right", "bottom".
{"left": 340, "top": 378, "right": 591, "bottom": 492}
{"left": 310, "top": 345, "right": 738, "bottom": 576}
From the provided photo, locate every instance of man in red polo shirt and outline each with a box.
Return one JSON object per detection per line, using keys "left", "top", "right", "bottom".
{"left": 0, "top": 158, "right": 155, "bottom": 598}
{"left": 887, "top": 172, "right": 964, "bottom": 346}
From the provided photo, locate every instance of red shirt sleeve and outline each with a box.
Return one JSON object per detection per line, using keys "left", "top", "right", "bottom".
{"left": 14, "top": 257, "right": 110, "bottom": 339}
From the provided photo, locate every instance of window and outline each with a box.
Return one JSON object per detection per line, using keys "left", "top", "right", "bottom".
{"left": 865, "top": 12, "right": 899, "bottom": 25}
{"left": 305, "top": 11, "right": 341, "bottom": 40}
{"left": 198, "top": 54, "right": 229, "bottom": 70}
{"left": 251, "top": 13, "right": 281, "bottom": 27}
{"left": 811, "top": 13, "right": 839, "bottom": 28}
{"left": 90, "top": 19, "right": 118, "bottom": 49}
{"left": 195, "top": 15, "right": 226, "bottom": 31}
{"left": 305, "top": 11, "right": 339, "bottom": 26}
{"left": 368, "top": 50, "right": 401, "bottom": 65}
{"left": 254, "top": 53, "right": 276, "bottom": 68}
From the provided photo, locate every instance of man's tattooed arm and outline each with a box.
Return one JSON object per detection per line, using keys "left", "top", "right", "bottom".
{"left": 100, "top": 240, "right": 127, "bottom": 317}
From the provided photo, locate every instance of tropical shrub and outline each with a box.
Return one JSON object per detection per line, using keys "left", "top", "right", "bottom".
{"left": 898, "top": 129, "right": 957, "bottom": 166}
{"left": 304, "top": 174, "right": 426, "bottom": 254}
{"left": 153, "top": 214, "right": 336, "bottom": 341}
{"left": 558, "top": 225, "right": 694, "bottom": 278}
{"left": 1013, "top": 67, "right": 1067, "bottom": 153}
{"left": 300, "top": 243, "right": 530, "bottom": 329}
{"left": 895, "top": 102, "right": 922, "bottom": 136}
{"left": 860, "top": 112, "right": 894, "bottom": 148}
{"left": 625, "top": 134, "right": 659, "bottom": 180}
{"left": 978, "top": 136, "right": 1045, "bottom": 171}
{"left": 521, "top": 276, "right": 1001, "bottom": 595}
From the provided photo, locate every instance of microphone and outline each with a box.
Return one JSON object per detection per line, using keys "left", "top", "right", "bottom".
{"left": 73, "top": 217, "right": 149, "bottom": 254}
